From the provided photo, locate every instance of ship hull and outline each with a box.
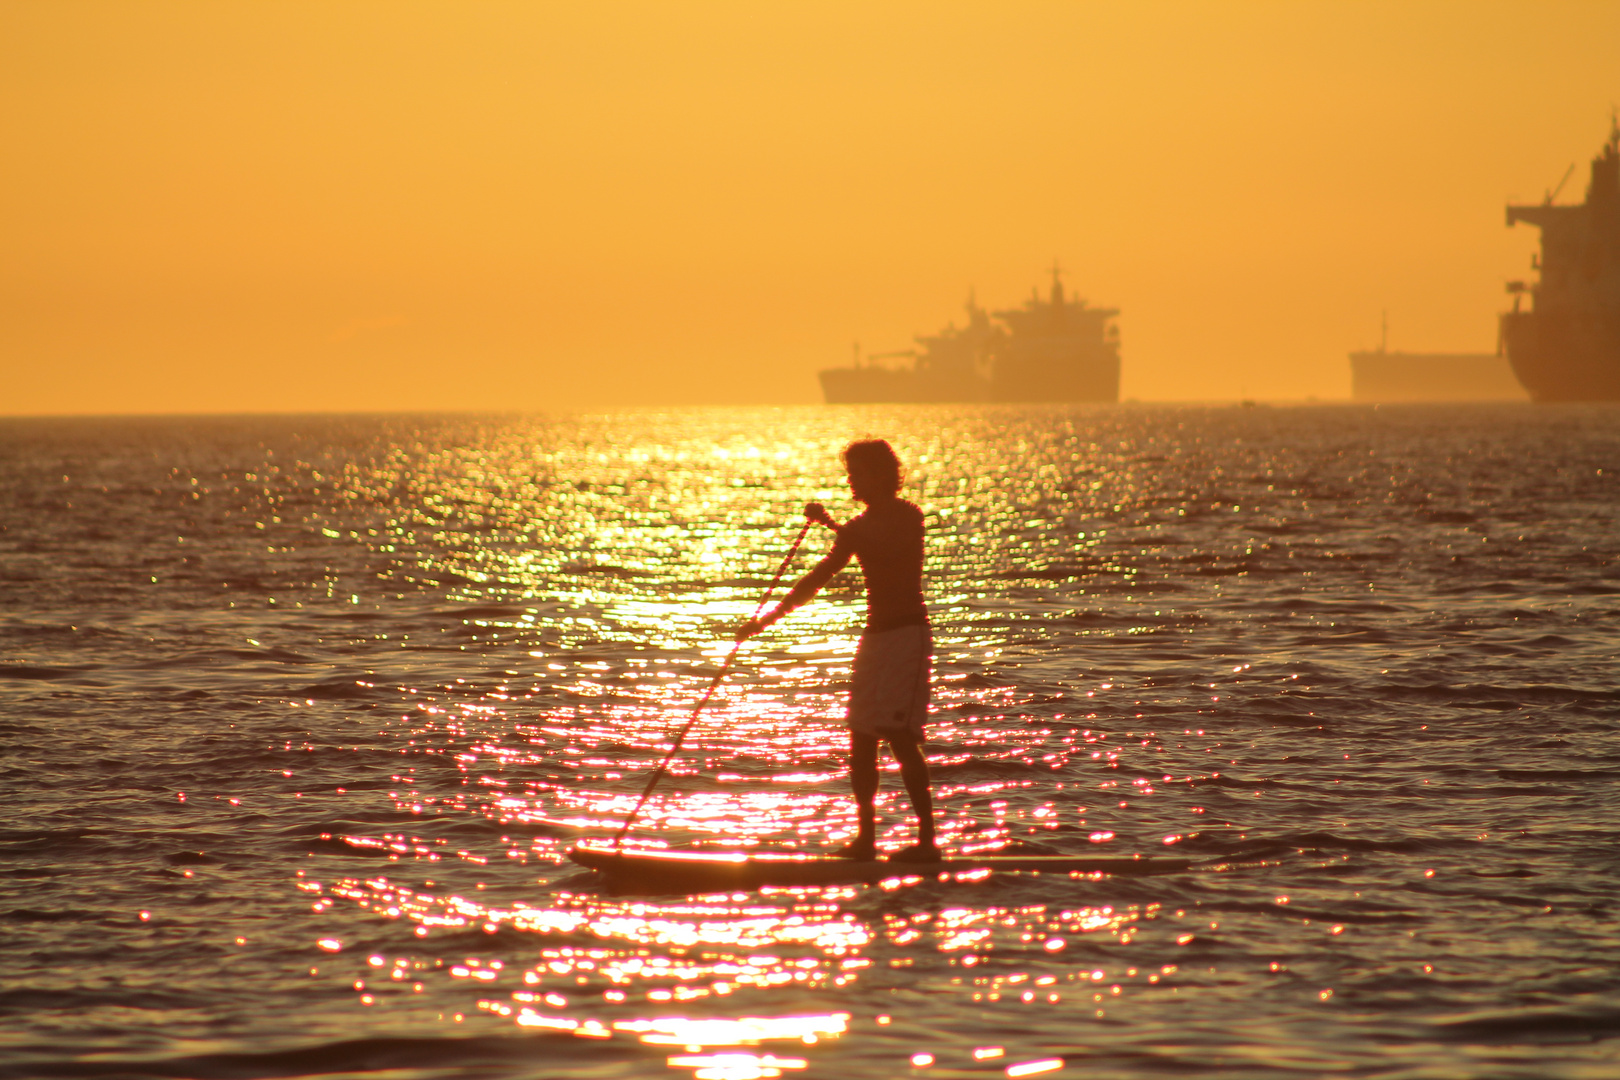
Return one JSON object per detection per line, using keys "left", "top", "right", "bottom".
{"left": 818, "top": 368, "right": 991, "bottom": 404}
{"left": 1500, "top": 311, "right": 1620, "bottom": 402}
{"left": 993, "top": 353, "right": 1119, "bottom": 403}
{"left": 1349, "top": 351, "right": 1528, "bottom": 402}
{"left": 818, "top": 362, "right": 1116, "bottom": 404}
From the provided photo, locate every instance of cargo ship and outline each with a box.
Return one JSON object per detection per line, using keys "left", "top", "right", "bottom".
{"left": 1349, "top": 349, "right": 1528, "bottom": 402}
{"left": 819, "top": 267, "right": 1120, "bottom": 403}
{"left": 1500, "top": 119, "right": 1620, "bottom": 401}
{"left": 1349, "top": 315, "right": 1528, "bottom": 402}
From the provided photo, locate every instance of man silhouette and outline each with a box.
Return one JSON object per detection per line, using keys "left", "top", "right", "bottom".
{"left": 740, "top": 439, "right": 939, "bottom": 862}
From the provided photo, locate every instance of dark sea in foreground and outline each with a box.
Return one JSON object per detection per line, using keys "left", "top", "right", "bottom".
{"left": 2, "top": 405, "right": 1618, "bottom": 1080}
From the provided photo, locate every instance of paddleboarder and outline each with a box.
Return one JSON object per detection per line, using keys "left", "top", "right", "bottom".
{"left": 739, "top": 439, "right": 939, "bottom": 863}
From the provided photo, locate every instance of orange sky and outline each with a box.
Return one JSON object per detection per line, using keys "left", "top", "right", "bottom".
{"left": 2, "top": 1, "right": 1617, "bottom": 413}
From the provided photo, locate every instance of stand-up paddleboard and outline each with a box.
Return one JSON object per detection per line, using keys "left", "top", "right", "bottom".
{"left": 568, "top": 846, "right": 1192, "bottom": 893}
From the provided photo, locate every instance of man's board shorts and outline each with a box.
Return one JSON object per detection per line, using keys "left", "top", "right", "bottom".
{"left": 846, "top": 623, "right": 932, "bottom": 740}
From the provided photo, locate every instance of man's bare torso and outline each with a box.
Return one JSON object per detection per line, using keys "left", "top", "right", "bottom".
{"left": 825, "top": 496, "right": 926, "bottom": 632}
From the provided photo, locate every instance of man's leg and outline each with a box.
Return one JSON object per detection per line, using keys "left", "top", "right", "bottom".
{"left": 888, "top": 733, "right": 939, "bottom": 858}
{"left": 835, "top": 731, "right": 880, "bottom": 858}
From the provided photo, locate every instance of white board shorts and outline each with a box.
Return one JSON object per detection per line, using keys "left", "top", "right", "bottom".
{"left": 846, "top": 623, "right": 932, "bottom": 740}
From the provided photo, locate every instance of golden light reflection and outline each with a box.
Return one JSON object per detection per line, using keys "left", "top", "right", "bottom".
{"left": 277, "top": 414, "right": 1269, "bottom": 1076}
{"left": 623, "top": 1014, "right": 847, "bottom": 1047}
{"left": 666, "top": 1053, "right": 809, "bottom": 1080}
{"left": 330, "top": 414, "right": 1239, "bottom": 867}
{"left": 302, "top": 853, "right": 1187, "bottom": 1032}
{"left": 410, "top": 696, "right": 1210, "bottom": 856}
{"left": 501, "top": 1006, "right": 849, "bottom": 1066}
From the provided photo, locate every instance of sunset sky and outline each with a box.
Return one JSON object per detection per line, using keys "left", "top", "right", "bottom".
{"left": 3, "top": 1, "right": 1617, "bottom": 414}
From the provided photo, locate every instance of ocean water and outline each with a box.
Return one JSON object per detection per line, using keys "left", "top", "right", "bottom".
{"left": 2, "top": 405, "right": 1618, "bottom": 1080}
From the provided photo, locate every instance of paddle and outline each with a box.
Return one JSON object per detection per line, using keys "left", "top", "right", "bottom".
{"left": 610, "top": 513, "right": 815, "bottom": 846}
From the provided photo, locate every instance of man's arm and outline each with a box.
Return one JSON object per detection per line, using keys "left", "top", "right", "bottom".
{"left": 805, "top": 502, "right": 838, "bottom": 529}
{"left": 738, "top": 519, "right": 853, "bottom": 639}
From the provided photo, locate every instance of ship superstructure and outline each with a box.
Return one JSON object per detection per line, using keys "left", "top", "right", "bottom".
{"left": 1500, "top": 119, "right": 1620, "bottom": 401}
{"left": 819, "top": 267, "right": 1120, "bottom": 404}
{"left": 990, "top": 273, "right": 1120, "bottom": 402}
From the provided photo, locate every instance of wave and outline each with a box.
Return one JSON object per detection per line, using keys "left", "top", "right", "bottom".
{"left": 0, "top": 1034, "right": 618, "bottom": 1080}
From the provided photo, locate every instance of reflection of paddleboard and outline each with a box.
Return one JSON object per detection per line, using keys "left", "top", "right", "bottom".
{"left": 568, "top": 846, "right": 1192, "bottom": 892}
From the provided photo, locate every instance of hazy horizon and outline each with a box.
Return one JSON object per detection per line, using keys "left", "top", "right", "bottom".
{"left": 3, "top": 1, "right": 1617, "bottom": 415}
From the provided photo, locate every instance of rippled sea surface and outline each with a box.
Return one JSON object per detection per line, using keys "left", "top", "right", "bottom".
{"left": 3, "top": 406, "right": 1619, "bottom": 1080}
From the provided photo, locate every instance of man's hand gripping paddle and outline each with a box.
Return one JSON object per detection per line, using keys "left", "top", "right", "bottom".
{"left": 609, "top": 511, "right": 818, "bottom": 847}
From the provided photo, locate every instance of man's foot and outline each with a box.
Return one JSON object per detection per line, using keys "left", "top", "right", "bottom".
{"left": 829, "top": 840, "right": 878, "bottom": 861}
{"left": 886, "top": 842, "right": 942, "bottom": 864}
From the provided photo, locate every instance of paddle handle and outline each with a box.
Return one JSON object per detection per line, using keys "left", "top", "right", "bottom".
{"left": 611, "top": 518, "right": 813, "bottom": 847}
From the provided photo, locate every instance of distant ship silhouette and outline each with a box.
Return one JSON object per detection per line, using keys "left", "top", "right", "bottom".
{"left": 1500, "top": 118, "right": 1620, "bottom": 401}
{"left": 820, "top": 265, "right": 1120, "bottom": 403}
{"left": 1349, "top": 312, "right": 1527, "bottom": 402}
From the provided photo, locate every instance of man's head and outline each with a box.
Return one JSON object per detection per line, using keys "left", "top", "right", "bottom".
{"left": 841, "top": 439, "right": 902, "bottom": 503}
